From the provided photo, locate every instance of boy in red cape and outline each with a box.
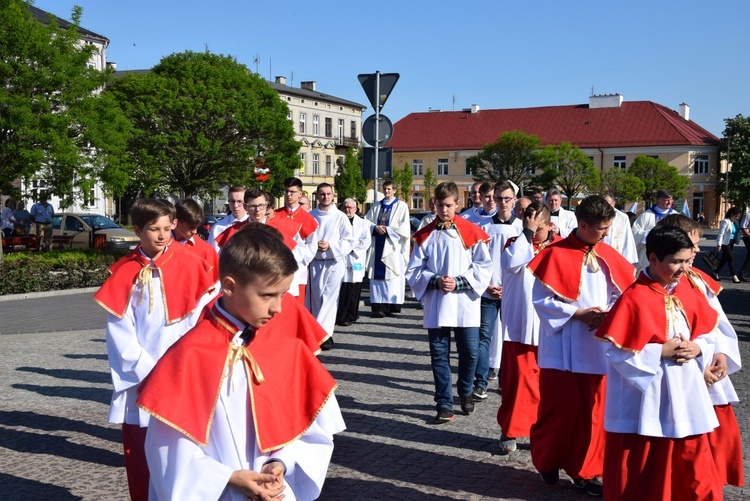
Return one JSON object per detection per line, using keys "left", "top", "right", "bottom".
{"left": 137, "top": 226, "right": 345, "bottom": 501}
{"left": 527, "top": 195, "right": 635, "bottom": 496}
{"left": 596, "top": 225, "right": 722, "bottom": 500}
{"left": 173, "top": 198, "right": 219, "bottom": 283}
{"left": 94, "top": 198, "right": 217, "bottom": 500}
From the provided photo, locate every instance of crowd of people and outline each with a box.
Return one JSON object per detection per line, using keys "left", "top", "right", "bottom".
{"left": 92, "top": 178, "right": 744, "bottom": 500}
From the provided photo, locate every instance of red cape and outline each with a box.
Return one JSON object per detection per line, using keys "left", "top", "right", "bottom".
{"left": 181, "top": 237, "right": 219, "bottom": 282}
{"left": 595, "top": 272, "right": 719, "bottom": 352}
{"left": 412, "top": 215, "right": 490, "bottom": 249}
{"left": 136, "top": 305, "right": 337, "bottom": 451}
{"left": 214, "top": 220, "right": 248, "bottom": 249}
{"left": 504, "top": 233, "right": 562, "bottom": 252}
{"left": 686, "top": 266, "right": 722, "bottom": 297}
{"left": 266, "top": 216, "right": 301, "bottom": 251}
{"left": 275, "top": 206, "right": 318, "bottom": 240}
{"left": 94, "top": 243, "right": 216, "bottom": 324}
{"left": 527, "top": 233, "right": 635, "bottom": 302}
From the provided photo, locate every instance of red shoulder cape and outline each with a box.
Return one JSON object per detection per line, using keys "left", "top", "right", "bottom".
{"left": 503, "top": 233, "right": 562, "bottom": 252}
{"left": 686, "top": 266, "right": 722, "bottom": 297}
{"left": 136, "top": 306, "right": 337, "bottom": 451}
{"left": 214, "top": 220, "right": 248, "bottom": 249}
{"left": 275, "top": 206, "right": 318, "bottom": 240}
{"left": 595, "top": 272, "right": 719, "bottom": 352}
{"left": 266, "top": 216, "right": 301, "bottom": 251}
{"left": 182, "top": 237, "right": 219, "bottom": 282}
{"left": 94, "top": 243, "right": 216, "bottom": 324}
{"left": 527, "top": 234, "right": 635, "bottom": 302}
{"left": 412, "top": 215, "right": 490, "bottom": 249}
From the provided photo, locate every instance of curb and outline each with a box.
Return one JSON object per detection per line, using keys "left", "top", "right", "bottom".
{"left": 0, "top": 286, "right": 99, "bottom": 303}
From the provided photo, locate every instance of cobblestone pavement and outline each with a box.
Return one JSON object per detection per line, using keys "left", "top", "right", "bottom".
{"left": 0, "top": 237, "right": 748, "bottom": 500}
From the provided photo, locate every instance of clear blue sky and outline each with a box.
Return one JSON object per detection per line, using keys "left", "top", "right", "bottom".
{"left": 34, "top": 0, "right": 749, "bottom": 137}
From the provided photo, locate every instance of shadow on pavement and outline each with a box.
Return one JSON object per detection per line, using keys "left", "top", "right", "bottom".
{"left": 11, "top": 383, "right": 111, "bottom": 405}
{"left": 0, "top": 473, "right": 80, "bottom": 500}
{"left": 17, "top": 366, "right": 110, "bottom": 385}
{"left": 0, "top": 426, "right": 121, "bottom": 467}
{"left": 0, "top": 411, "right": 120, "bottom": 443}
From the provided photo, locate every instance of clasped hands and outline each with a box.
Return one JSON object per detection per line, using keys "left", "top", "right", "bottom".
{"left": 229, "top": 462, "right": 286, "bottom": 500}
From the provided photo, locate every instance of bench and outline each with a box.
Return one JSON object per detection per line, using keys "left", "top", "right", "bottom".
{"left": 52, "top": 234, "right": 75, "bottom": 249}
{"left": 1, "top": 235, "right": 40, "bottom": 253}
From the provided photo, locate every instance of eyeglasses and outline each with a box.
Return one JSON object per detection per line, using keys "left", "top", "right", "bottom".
{"left": 494, "top": 196, "right": 514, "bottom": 203}
{"left": 245, "top": 203, "right": 267, "bottom": 211}
{"left": 228, "top": 200, "right": 244, "bottom": 205}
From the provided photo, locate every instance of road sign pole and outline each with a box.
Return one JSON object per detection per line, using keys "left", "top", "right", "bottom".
{"left": 374, "top": 71, "right": 381, "bottom": 201}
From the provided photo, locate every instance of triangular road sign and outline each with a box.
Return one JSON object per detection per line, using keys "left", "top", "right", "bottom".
{"left": 358, "top": 72, "right": 400, "bottom": 111}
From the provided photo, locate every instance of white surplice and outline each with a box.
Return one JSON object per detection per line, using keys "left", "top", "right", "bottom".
{"left": 365, "top": 199, "right": 410, "bottom": 304}
{"left": 602, "top": 209, "right": 638, "bottom": 267}
{"left": 207, "top": 214, "right": 248, "bottom": 253}
{"left": 501, "top": 232, "right": 541, "bottom": 346}
{"left": 550, "top": 207, "right": 577, "bottom": 238}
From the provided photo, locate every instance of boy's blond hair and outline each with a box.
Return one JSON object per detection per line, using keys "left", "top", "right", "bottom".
{"left": 131, "top": 198, "right": 176, "bottom": 229}
{"left": 220, "top": 224, "right": 297, "bottom": 286}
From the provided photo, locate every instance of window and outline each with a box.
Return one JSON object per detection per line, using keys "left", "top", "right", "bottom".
{"left": 412, "top": 159, "right": 423, "bottom": 176}
{"left": 325, "top": 155, "right": 333, "bottom": 176}
{"left": 338, "top": 119, "right": 345, "bottom": 140}
{"left": 313, "top": 115, "right": 320, "bottom": 136}
{"left": 350, "top": 120, "right": 357, "bottom": 139}
{"left": 31, "top": 179, "right": 48, "bottom": 202}
{"left": 412, "top": 192, "right": 423, "bottom": 210}
{"left": 694, "top": 154, "right": 709, "bottom": 175}
{"left": 299, "top": 113, "right": 306, "bottom": 134}
{"left": 84, "top": 185, "right": 97, "bottom": 207}
{"left": 325, "top": 117, "right": 332, "bottom": 138}
{"left": 465, "top": 159, "right": 472, "bottom": 175}
{"left": 437, "top": 158, "right": 449, "bottom": 176}
{"left": 287, "top": 110, "right": 293, "bottom": 121}
{"left": 613, "top": 155, "right": 627, "bottom": 169}
{"left": 313, "top": 153, "right": 320, "bottom": 175}
{"left": 299, "top": 152, "right": 306, "bottom": 174}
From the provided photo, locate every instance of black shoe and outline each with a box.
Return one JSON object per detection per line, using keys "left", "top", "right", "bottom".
{"left": 460, "top": 395, "right": 475, "bottom": 415}
{"left": 337, "top": 321, "right": 352, "bottom": 327}
{"left": 573, "top": 477, "right": 603, "bottom": 497}
{"left": 434, "top": 407, "right": 454, "bottom": 424}
{"left": 540, "top": 468, "right": 559, "bottom": 485}
{"left": 372, "top": 311, "right": 386, "bottom": 318}
{"left": 487, "top": 369, "right": 498, "bottom": 380}
{"left": 472, "top": 386, "right": 488, "bottom": 401}
{"left": 320, "top": 338, "right": 334, "bottom": 351}
{"left": 711, "top": 272, "right": 721, "bottom": 281}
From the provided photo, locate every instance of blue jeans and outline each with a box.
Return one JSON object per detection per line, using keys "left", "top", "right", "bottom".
{"left": 428, "top": 326, "right": 479, "bottom": 410}
{"left": 475, "top": 297, "right": 501, "bottom": 390}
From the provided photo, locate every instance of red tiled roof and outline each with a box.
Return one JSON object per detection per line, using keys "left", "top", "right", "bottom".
{"left": 389, "top": 101, "right": 719, "bottom": 153}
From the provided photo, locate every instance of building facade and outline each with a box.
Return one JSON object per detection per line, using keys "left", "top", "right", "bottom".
{"left": 388, "top": 95, "right": 722, "bottom": 225}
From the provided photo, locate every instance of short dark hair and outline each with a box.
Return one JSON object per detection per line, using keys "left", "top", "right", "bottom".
{"left": 283, "top": 177, "right": 303, "bottom": 190}
{"left": 265, "top": 192, "right": 276, "bottom": 208}
{"left": 244, "top": 186, "right": 265, "bottom": 203}
{"left": 175, "top": 199, "right": 204, "bottom": 227}
{"left": 220, "top": 224, "right": 298, "bottom": 286}
{"left": 434, "top": 181, "right": 459, "bottom": 202}
{"left": 725, "top": 207, "right": 741, "bottom": 219}
{"left": 382, "top": 180, "right": 395, "bottom": 190}
{"left": 316, "top": 182, "right": 333, "bottom": 193}
{"left": 657, "top": 214, "right": 702, "bottom": 236}
{"left": 655, "top": 189, "right": 673, "bottom": 200}
{"left": 524, "top": 201, "right": 550, "bottom": 223}
{"left": 494, "top": 181, "right": 515, "bottom": 195}
{"left": 575, "top": 195, "right": 615, "bottom": 225}
{"left": 131, "top": 198, "right": 176, "bottom": 229}
{"left": 646, "top": 225, "right": 693, "bottom": 262}
{"left": 478, "top": 182, "right": 493, "bottom": 196}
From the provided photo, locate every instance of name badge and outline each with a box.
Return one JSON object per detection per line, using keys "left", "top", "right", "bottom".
{"left": 352, "top": 263, "right": 363, "bottom": 271}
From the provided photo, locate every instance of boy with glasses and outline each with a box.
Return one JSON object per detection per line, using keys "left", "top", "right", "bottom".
{"left": 208, "top": 185, "right": 249, "bottom": 253}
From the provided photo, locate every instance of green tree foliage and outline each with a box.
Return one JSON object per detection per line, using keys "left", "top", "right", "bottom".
{"left": 391, "top": 161, "right": 413, "bottom": 203}
{"left": 466, "top": 130, "right": 554, "bottom": 189}
{"left": 107, "top": 50, "right": 299, "bottom": 198}
{"left": 542, "top": 142, "right": 600, "bottom": 209}
{"left": 717, "top": 114, "right": 750, "bottom": 207}
{"left": 334, "top": 146, "right": 367, "bottom": 205}
{"left": 594, "top": 167, "right": 644, "bottom": 206}
{"left": 0, "top": 0, "right": 131, "bottom": 205}
{"left": 422, "top": 167, "right": 437, "bottom": 206}
{"left": 627, "top": 155, "right": 690, "bottom": 206}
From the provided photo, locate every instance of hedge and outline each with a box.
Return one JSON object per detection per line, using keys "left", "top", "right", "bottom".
{"left": 0, "top": 250, "right": 118, "bottom": 295}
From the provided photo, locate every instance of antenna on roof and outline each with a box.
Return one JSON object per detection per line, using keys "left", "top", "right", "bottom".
{"left": 291, "top": 70, "right": 294, "bottom": 87}
{"left": 452, "top": 94, "right": 456, "bottom": 111}
{"left": 590, "top": 85, "right": 595, "bottom": 97}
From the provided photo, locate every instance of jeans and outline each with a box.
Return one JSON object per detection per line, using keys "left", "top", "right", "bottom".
{"left": 475, "top": 297, "right": 501, "bottom": 390}
{"left": 428, "top": 326, "right": 479, "bottom": 410}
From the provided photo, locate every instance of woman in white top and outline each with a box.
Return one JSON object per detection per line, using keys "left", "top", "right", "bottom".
{"left": 713, "top": 207, "right": 741, "bottom": 283}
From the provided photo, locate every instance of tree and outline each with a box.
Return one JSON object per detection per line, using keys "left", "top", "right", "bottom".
{"left": 542, "top": 142, "right": 600, "bottom": 209}
{"left": 107, "top": 50, "right": 299, "bottom": 199}
{"left": 422, "top": 167, "right": 437, "bottom": 208}
{"left": 0, "top": 0, "right": 131, "bottom": 204}
{"left": 334, "top": 146, "right": 367, "bottom": 205}
{"left": 391, "top": 161, "right": 413, "bottom": 204}
{"left": 627, "top": 155, "right": 690, "bottom": 206}
{"left": 466, "top": 130, "right": 554, "bottom": 190}
{"left": 593, "top": 167, "right": 644, "bottom": 207}
{"left": 717, "top": 114, "right": 750, "bottom": 208}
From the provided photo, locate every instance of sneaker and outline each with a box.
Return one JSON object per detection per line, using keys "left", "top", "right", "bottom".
{"left": 540, "top": 468, "right": 559, "bottom": 485}
{"left": 499, "top": 435, "right": 517, "bottom": 452}
{"left": 434, "top": 408, "right": 454, "bottom": 424}
{"left": 472, "top": 386, "right": 488, "bottom": 401}
{"left": 460, "top": 395, "right": 475, "bottom": 415}
{"left": 487, "top": 369, "right": 498, "bottom": 380}
{"left": 573, "top": 477, "right": 603, "bottom": 497}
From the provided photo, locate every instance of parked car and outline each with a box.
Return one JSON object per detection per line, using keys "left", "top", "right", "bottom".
{"left": 197, "top": 214, "right": 220, "bottom": 240}
{"left": 410, "top": 211, "right": 432, "bottom": 233}
{"left": 51, "top": 213, "right": 139, "bottom": 252}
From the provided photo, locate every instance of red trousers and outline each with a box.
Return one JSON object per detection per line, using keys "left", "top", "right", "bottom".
{"left": 497, "top": 342, "right": 540, "bottom": 438}
{"left": 604, "top": 431, "right": 722, "bottom": 500}
{"left": 530, "top": 369, "right": 606, "bottom": 480}
{"left": 708, "top": 404, "right": 744, "bottom": 487}
{"left": 122, "top": 423, "right": 149, "bottom": 501}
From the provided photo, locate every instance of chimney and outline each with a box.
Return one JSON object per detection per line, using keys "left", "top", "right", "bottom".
{"left": 589, "top": 93, "right": 623, "bottom": 109}
{"left": 300, "top": 81, "right": 316, "bottom": 91}
{"left": 471, "top": 104, "right": 480, "bottom": 114}
{"left": 275, "top": 76, "right": 286, "bottom": 85}
{"left": 679, "top": 102, "right": 690, "bottom": 121}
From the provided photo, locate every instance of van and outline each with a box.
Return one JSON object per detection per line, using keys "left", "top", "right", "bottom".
{"left": 52, "top": 213, "right": 139, "bottom": 252}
